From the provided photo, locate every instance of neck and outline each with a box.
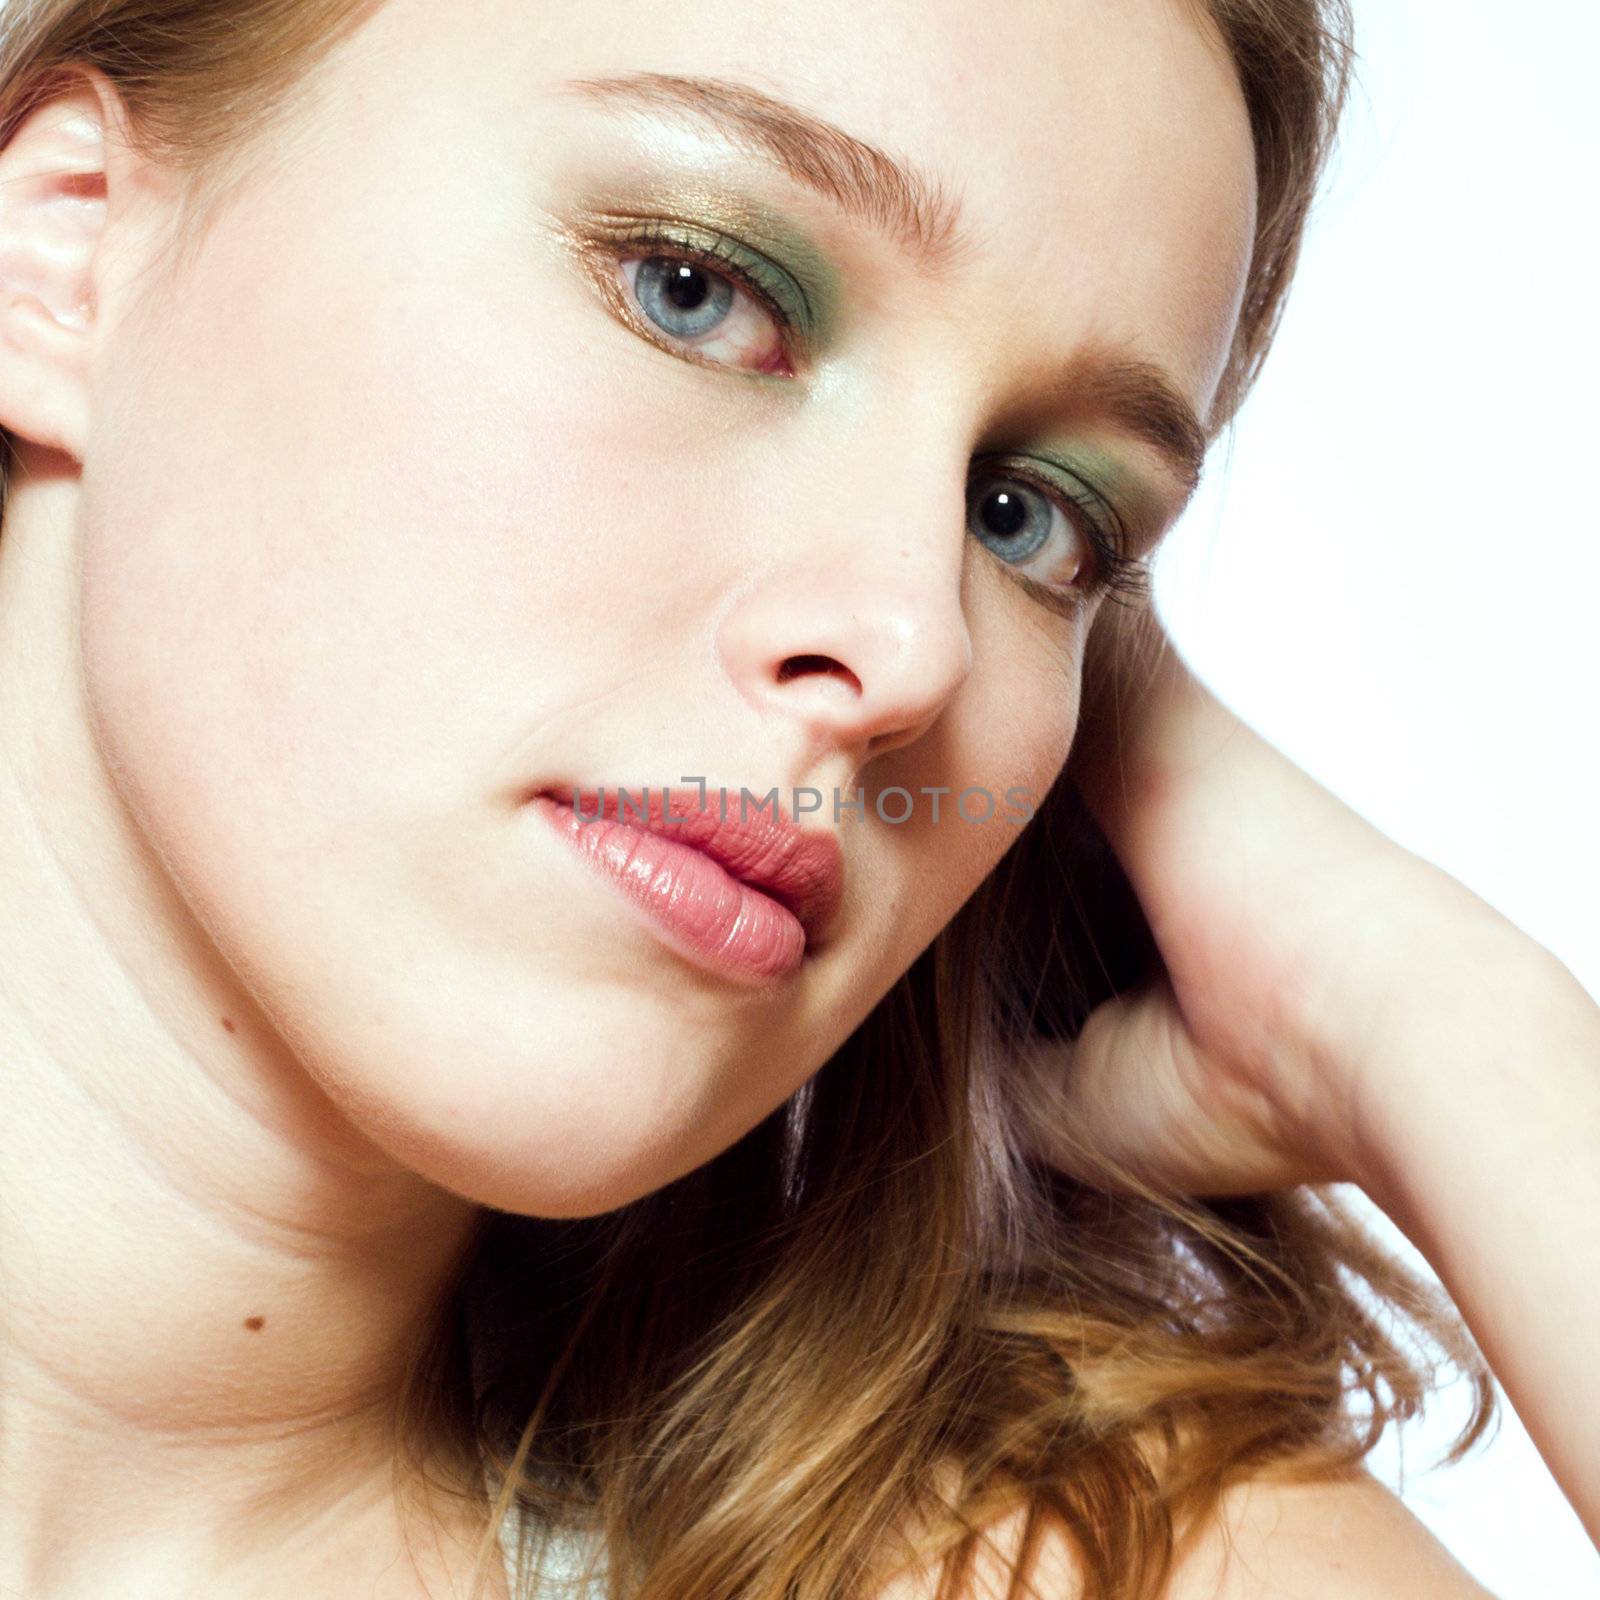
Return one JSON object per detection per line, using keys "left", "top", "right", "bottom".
{"left": 0, "top": 464, "right": 490, "bottom": 1593}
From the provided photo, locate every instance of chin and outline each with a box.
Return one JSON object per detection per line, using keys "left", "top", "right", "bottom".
{"left": 300, "top": 1002, "right": 767, "bottom": 1219}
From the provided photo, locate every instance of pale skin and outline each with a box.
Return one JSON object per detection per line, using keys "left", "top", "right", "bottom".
{"left": 0, "top": 0, "right": 1592, "bottom": 1596}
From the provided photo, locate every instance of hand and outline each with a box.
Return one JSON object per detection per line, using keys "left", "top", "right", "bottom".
{"left": 1014, "top": 594, "right": 1545, "bottom": 1199}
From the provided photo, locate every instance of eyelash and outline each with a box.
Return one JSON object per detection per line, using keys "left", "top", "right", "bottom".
{"left": 576, "top": 218, "right": 802, "bottom": 376}
{"left": 972, "top": 462, "right": 1153, "bottom": 618}
{"left": 574, "top": 222, "right": 1153, "bottom": 613}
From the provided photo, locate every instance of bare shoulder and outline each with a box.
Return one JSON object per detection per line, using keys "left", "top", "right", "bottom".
{"left": 872, "top": 1470, "right": 1498, "bottom": 1600}
{"left": 1158, "top": 1470, "right": 1499, "bottom": 1600}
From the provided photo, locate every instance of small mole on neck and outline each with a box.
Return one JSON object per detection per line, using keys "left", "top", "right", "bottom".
{"left": 221, "top": 1016, "right": 237, "bottom": 1034}
{"left": 243, "top": 1315, "right": 265, "bottom": 1331}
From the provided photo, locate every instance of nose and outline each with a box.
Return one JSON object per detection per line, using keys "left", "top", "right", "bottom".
{"left": 713, "top": 449, "right": 974, "bottom": 769}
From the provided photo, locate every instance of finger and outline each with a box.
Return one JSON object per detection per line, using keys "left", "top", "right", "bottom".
{"left": 1016, "top": 973, "right": 1339, "bottom": 1199}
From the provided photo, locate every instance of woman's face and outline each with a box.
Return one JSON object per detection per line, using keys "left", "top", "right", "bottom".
{"left": 66, "top": 0, "right": 1253, "bottom": 1215}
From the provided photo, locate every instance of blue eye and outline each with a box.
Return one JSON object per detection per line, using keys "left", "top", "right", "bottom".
{"left": 964, "top": 463, "right": 1149, "bottom": 614}
{"left": 612, "top": 243, "right": 795, "bottom": 375}
{"left": 968, "top": 476, "right": 1056, "bottom": 565}
{"left": 967, "top": 469, "right": 1094, "bottom": 597}
{"left": 633, "top": 256, "right": 736, "bottom": 340}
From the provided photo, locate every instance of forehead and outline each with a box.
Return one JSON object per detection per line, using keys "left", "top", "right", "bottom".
{"left": 334, "top": 0, "right": 1257, "bottom": 411}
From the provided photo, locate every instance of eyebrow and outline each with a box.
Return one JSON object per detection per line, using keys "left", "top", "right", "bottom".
{"left": 556, "top": 70, "right": 1211, "bottom": 497}
{"left": 1042, "top": 351, "right": 1211, "bottom": 496}
{"left": 557, "top": 69, "right": 979, "bottom": 274}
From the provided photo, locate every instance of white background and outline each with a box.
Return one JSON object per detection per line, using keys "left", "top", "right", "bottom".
{"left": 1154, "top": 1, "right": 1599, "bottom": 1593}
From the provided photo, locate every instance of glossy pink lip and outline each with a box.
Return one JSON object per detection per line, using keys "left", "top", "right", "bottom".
{"left": 528, "top": 785, "right": 845, "bottom": 983}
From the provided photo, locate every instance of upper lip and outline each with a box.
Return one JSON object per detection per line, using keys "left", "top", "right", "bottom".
{"left": 536, "top": 784, "right": 845, "bottom": 948}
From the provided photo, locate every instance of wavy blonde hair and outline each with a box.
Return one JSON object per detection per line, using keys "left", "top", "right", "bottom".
{"left": 0, "top": 2, "right": 1495, "bottom": 1597}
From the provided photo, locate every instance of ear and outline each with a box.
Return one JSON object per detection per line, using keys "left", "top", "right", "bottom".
{"left": 0, "top": 65, "right": 147, "bottom": 466}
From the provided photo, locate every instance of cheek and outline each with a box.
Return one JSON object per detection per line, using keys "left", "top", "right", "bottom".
{"left": 964, "top": 568, "right": 1085, "bottom": 810}
{"left": 72, "top": 189, "right": 805, "bottom": 1210}
{"left": 79, "top": 188, "right": 711, "bottom": 857}
{"left": 960, "top": 650, "right": 1080, "bottom": 881}
{"left": 860, "top": 615, "right": 1082, "bottom": 973}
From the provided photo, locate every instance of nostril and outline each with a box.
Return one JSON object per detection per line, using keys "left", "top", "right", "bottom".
{"left": 776, "top": 653, "right": 859, "bottom": 688}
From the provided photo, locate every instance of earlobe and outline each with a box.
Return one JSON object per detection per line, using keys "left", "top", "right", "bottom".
{"left": 0, "top": 74, "right": 121, "bottom": 464}
{"left": 0, "top": 289, "right": 94, "bottom": 467}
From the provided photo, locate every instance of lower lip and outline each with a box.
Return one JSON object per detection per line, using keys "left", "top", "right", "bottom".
{"left": 530, "top": 793, "right": 808, "bottom": 984}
